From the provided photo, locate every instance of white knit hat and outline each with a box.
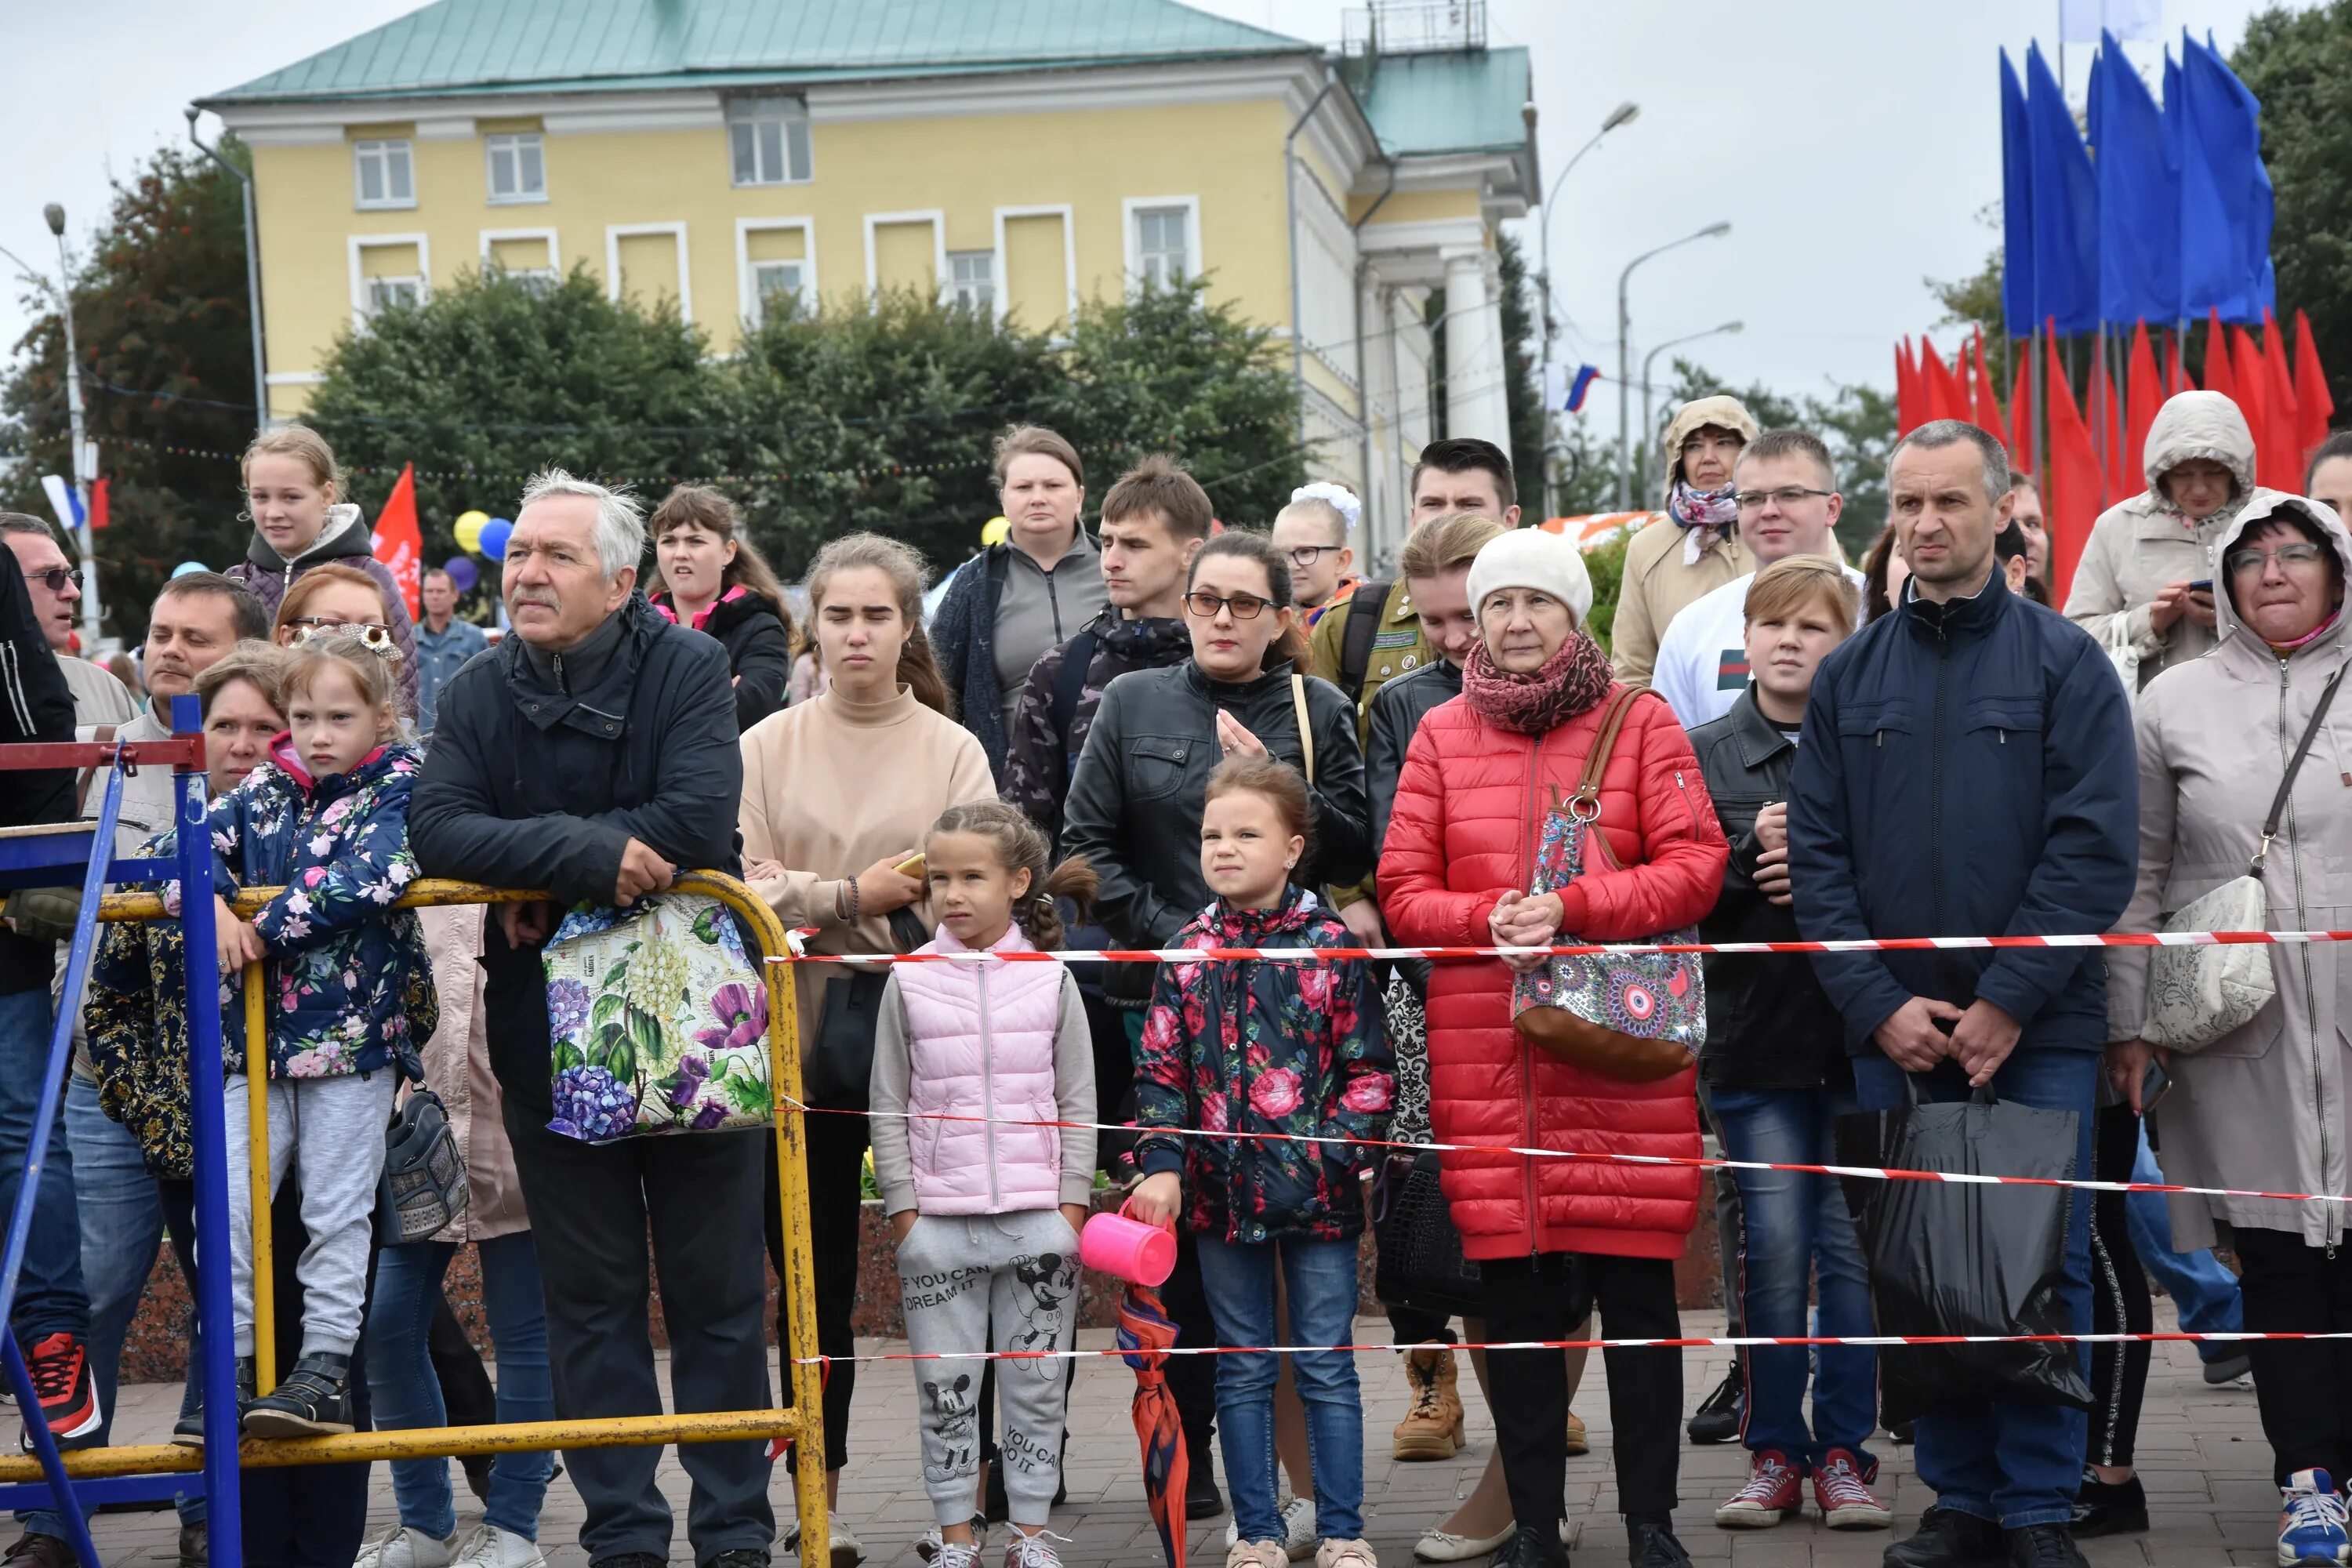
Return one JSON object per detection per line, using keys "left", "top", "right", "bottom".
{"left": 1466, "top": 528, "right": 1594, "bottom": 629}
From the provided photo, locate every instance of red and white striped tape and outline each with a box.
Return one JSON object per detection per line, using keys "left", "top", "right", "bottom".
{"left": 779, "top": 929, "right": 2352, "bottom": 965}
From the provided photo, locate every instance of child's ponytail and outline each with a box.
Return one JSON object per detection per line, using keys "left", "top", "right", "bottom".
{"left": 1023, "top": 856, "right": 1099, "bottom": 953}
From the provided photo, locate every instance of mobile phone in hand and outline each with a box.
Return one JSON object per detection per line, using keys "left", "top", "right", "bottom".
{"left": 2141, "top": 1058, "right": 2172, "bottom": 1114}
{"left": 2187, "top": 579, "right": 2213, "bottom": 594}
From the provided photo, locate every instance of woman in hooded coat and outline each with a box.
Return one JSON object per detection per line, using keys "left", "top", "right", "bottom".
{"left": 2066, "top": 390, "right": 2258, "bottom": 690}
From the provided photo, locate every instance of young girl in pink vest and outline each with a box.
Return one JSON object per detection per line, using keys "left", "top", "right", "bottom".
{"left": 869, "top": 802, "right": 1099, "bottom": 1568}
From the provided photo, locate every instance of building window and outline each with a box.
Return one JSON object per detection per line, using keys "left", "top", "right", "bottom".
{"left": 948, "top": 250, "right": 994, "bottom": 314}
{"left": 1134, "top": 205, "right": 1192, "bottom": 290}
{"left": 752, "top": 260, "right": 806, "bottom": 321}
{"left": 485, "top": 132, "right": 546, "bottom": 203}
{"left": 354, "top": 139, "right": 415, "bottom": 209}
{"left": 728, "top": 98, "right": 812, "bottom": 187}
{"left": 365, "top": 275, "right": 424, "bottom": 317}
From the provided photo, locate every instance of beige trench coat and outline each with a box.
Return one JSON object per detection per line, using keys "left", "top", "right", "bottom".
{"left": 2107, "top": 492, "right": 2352, "bottom": 1250}
{"left": 416, "top": 904, "right": 529, "bottom": 1240}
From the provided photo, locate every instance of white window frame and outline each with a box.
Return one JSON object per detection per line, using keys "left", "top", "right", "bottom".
{"left": 735, "top": 217, "right": 818, "bottom": 326}
{"left": 352, "top": 138, "right": 416, "bottom": 211}
{"left": 478, "top": 227, "right": 561, "bottom": 290}
{"left": 604, "top": 222, "right": 693, "bottom": 321}
{"left": 946, "top": 249, "right": 995, "bottom": 314}
{"left": 347, "top": 233, "right": 432, "bottom": 330}
{"left": 860, "top": 210, "right": 948, "bottom": 299}
{"left": 726, "top": 96, "right": 813, "bottom": 187}
{"left": 990, "top": 204, "right": 1078, "bottom": 330}
{"left": 1123, "top": 195, "right": 1201, "bottom": 293}
{"left": 485, "top": 132, "right": 547, "bottom": 205}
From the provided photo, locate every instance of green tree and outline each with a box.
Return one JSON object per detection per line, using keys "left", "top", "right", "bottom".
{"left": 2234, "top": 3, "right": 2352, "bottom": 414}
{"left": 0, "top": 144, "right": 257, "bottom": 638}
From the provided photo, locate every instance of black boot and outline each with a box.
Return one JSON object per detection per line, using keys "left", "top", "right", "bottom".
{"left": 241, "top": 1352, "right": 354, "bottom": 1438}
{"left": 1489, "top": 1524, "right": 1567, "bottom": 1568}
{"left": 1183, "top": 1438, "right": 1223, "bottom": 1521}
{"left": 1628, "top": 1517, "right": 1694, "bottom": 1567}
{"left": 2005, "top": 1524, "right": 2089, "bottom": 1567}
{"left": 1884, "top": 1505, "right": 2005, "bottom": 1568}
{"left": 1686, "top": 1365, "right": 1740, "bottom": 1444}
{"left": 171, "top": 1358, "right": 255, "bottom": 1448}
{"left": 2067, "top": 1471, "right": 2147, "bottom": 1537}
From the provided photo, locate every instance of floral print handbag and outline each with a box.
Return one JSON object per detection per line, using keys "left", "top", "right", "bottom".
{"left": 542, "top": 894, "right": 771, "bottom": 1144}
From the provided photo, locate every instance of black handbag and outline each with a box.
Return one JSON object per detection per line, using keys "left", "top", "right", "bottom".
{"left": 378, "top": 1089, "right": 467, "bottom": 1247}
{"left": 804, "top": 907, "right": 927, "bottom": 1112}
{"left": 1372, "top": 1151, "right": 1484, "bottom": 1318}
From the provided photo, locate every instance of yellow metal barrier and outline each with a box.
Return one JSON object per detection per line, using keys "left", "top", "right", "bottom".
{"left": 83, "top": 875, "right": 829, "bottom": 1559}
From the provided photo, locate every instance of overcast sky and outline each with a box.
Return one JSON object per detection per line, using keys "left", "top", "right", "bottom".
{"left": 0, "top": 0, "right": 2285, "bottom": 426}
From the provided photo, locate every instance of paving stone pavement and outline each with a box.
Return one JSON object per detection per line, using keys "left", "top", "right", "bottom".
{"left": 73, "top": 1305, "right": 2281, "bottom": 1567}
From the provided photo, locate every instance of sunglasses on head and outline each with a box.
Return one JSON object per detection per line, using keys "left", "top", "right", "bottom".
{"left": 287, "top": 619, "right": 404, "bottom": 662}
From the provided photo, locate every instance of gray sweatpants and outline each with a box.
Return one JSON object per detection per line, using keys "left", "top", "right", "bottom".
{"left": 896, "top": 1209, "right": 1080, "bottom": 1527}
{"left": 223, "top": 1072, "right": 395, "bottom": 1358}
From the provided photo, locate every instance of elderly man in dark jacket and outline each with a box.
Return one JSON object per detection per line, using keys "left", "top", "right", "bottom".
{"left": 408, "top": 470, "right": 771, "bottom": 1568}
{"left": 1790, "top": 421, "right": 2137, "bottom": 1568}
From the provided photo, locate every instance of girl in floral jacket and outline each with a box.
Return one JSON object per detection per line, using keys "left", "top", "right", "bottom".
{"left": 1130, "top": 757, "right": 1392, "bottom": 1568}
{"left": 203, "top": 633, "right": 434, "bottom": 1442}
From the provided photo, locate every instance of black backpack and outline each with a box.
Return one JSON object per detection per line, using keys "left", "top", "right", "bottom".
{"left": 1337, "top": 579, "right": 1395, "bottom": 704}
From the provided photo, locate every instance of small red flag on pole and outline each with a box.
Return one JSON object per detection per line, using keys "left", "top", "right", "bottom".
{"left": 371, "top": 463, "right": 423, "bottom": 620}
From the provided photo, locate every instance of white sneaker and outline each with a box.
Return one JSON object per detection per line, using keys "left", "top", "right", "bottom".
{"left": 929, "top": 1544, "right": 984, "bottom": 1568}
{"left": 781, "top": 1518, "right": 866, "bottom": 1568}
{"left": 352, "top": 1526, "right": 457, "bottom": 1568}
{"left": 1001, "top": 1530, "right": 1069, "bottom": 1568}
{"left": 449, "top": 1526, "right": 546, "bottom": 1568}
{"left": 917, "top": 1521, "right": 986, "bottom": 1564}
{"left": 1225, "top": 1494, "right": 1315, "bottom": 1559}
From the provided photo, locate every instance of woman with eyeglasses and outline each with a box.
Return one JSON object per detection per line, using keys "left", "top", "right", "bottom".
{"left": 227, "top": 425, "right": 419, "bottom": 717}
{"left": 272, "top": 564, "right": 416, "bottom": 723}
{"left": 2103, "top": 490, "right": 2352, "bottom": 1566}
{"left": 1062, "top": 530, "right": 1370, "bottom": 1543}
{"left": 2067, "top": 390, "right": 2257, "bottom": 690}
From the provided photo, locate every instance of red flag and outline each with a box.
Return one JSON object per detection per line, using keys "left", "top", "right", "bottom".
{"left": 2231, "top": 327, "right": 2270, "bottom": 486}
{"left": 89, "top": 477, "right": 107, "bottom": 534}
{"left": 1920, "top": 339, "right": 1967, "bottom": 425}
{"left": 2045, "top": 326, "right": 2102, "bottom": 605}
{"left": 2296, "top": 309, "right": 2335, "bottom": 462}
{"left": 1895, "top": 339, "right": 1921, "bottom": 436}
{"left": 2201, "top": 310, "right": 2238, "bottom": 406}
{"left": 371, "top": 463, "right": 423, "bottom": 620}
{"left": 2011, "top": 354, "right": 2034, "bottom": 480}
{"left": 1971, "top": 328, "right": 2007, "bottom": 453}
{"left": 2125, "top": 322, "right": 2161, "bottom": 493}
{"left": 2256, "top": 310, "right": 2303, "bottom": 492}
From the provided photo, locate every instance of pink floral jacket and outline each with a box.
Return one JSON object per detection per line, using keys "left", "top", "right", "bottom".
{"left": 1134, "top": 890, "right": 1393, "bottom": 1243}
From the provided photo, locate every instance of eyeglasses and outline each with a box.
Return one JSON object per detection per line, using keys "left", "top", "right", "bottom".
{"left": 1185, "top": 591, "right": 1272, "bottom": 620}
{"left": 24, "top": 568, "right": 72, "bottom": 594}
{"left": 1734, "top": 486, "right": 1835, "bottom": 512}
{"left": 1284, "top": 544, "right": 1342, "bottom": 569}
{"left": 2225, "top": 541, "right": 2328, "bottom": 577}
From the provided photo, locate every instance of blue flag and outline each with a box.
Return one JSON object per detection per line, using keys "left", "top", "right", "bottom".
{"left": 2026, "top": 42, "right": 2100, "bottom": 335}
{"left": 2177, "top": 29, "right": 2274, "bottom": 321}
{"left": 2092, "top": 32, "right": 2178, "bottom": 326}
{"left": 2000, "top": 49, "right": 2035, "bottom": 339}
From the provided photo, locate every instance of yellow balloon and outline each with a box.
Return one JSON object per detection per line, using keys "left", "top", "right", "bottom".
{"left": 453, "top": 510, "right": 490, "bottom": 553}
{"left": 981, "top": 515, "right": 1011, "bottom": 548}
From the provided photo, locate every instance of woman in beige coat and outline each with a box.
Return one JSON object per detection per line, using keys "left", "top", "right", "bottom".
{"left": 2106, "top": 489, "right": 2352, "bottom": 1552}
{"left": 2065, "top": 390, "right": 2258, "bottom": 689}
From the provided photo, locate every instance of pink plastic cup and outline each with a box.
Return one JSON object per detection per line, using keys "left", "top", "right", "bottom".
{"left": 1080, "top": 1200, "right": 1177, "bottom": 1287}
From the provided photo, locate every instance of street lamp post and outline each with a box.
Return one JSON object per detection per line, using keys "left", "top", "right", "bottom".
{"left": 186, "top": 108, "right": 268, "bottom": 434}
{"left": 1535, "top": 100, "right": 1637, "bottom": 518}
{"left": 1616, "top": 221, "right": 1733, "bottom": 510}
{"left": 41, "top": 205, "right": 100, "bottom": 650}
{"left": 1640, "top": 321, "right": 1744, "bottom": 503}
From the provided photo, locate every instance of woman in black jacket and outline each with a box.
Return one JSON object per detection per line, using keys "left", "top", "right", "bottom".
{"left": 646, "top": 485, "right": 793, "bottom": 731}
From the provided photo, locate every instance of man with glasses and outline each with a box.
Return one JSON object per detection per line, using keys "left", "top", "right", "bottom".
{"left": 1653, "top": 430, "right": 1859, "bottom": 731}
{"left": 0, "top": 517, "right": 132, "bottom": 734}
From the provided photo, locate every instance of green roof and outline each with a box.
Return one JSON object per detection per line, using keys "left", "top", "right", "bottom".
{"left": 1353, "top": 45, "right": 1533, "bottom": 156}
{"left": 203, "top": 0, "right": 1312, "bottom": 105}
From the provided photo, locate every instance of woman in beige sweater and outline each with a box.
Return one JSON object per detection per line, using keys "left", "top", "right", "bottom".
{"left": 739, "top": 532, "right": 992, "bottom": 1560}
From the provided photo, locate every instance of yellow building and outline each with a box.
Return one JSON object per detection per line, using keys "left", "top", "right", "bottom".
{"left": 200, "top": 0, "right": 1537, "bottom": 564}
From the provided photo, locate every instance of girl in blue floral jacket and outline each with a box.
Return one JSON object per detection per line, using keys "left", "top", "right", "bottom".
{"left": 202, "top": 633, "right": 434, "bottom": 1440}
{"left": 1129, "top": 757, "right": 1392, "bottom": 1568}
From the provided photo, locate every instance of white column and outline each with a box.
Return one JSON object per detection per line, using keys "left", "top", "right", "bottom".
{"left": 1443, "top": 245, "right": 1509, "bottom": 449}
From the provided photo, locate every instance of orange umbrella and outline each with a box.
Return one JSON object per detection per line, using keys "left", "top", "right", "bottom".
{"left": 1117, "top": 1283, "right": 1189, "bottom": 1568}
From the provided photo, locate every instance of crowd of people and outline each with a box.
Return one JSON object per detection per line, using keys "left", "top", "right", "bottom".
{"left": 0, "top": 387, "right": 2339, "bottom": 1568}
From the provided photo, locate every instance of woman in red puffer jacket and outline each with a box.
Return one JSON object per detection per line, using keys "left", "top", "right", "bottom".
{"left": 1380, "top": 528, "right": 1726, "bottom": 1568}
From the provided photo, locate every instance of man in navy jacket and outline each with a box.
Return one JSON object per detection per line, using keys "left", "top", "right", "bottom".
{"left": 1790, "top": 421, "right": 2137, "bottom": 1568}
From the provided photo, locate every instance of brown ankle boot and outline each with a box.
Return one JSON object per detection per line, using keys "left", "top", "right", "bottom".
{"left": 1391, "top": 1344, "right": 1465, "bottom": 1461}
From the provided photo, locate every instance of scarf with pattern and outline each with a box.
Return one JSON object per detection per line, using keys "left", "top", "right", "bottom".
{"left": 1461, "top": 629, "right": 1616, "bottom": 736}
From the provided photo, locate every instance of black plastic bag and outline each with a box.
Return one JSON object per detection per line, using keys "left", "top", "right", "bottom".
{"left": 1836, "top": 1080, "right": 2092, "bottom": 1428}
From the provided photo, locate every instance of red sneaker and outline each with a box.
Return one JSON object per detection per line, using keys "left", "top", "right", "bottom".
{"left": 1715, "top": 1449, "right": 1802, "bottom": 1528}
{"left": 20, "top": 1334, "right": 100, "bottom": 1448}
{"left": 1813, "top": 1448, "right": 1893, "bottom": 1530}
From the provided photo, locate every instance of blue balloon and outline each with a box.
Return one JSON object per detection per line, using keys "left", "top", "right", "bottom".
{"left": 442, "top": 555, "right": 479, "bottom": 593}
{"left": 479, "top": 517, "right": 514, "bottom": 561}
{"left": 171, "top": 561, "right": 208, "bottom": 579}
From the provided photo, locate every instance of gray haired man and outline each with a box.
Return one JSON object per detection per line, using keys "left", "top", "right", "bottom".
{"left": 408, "top": 471, "right": 771, "bottom": 1568}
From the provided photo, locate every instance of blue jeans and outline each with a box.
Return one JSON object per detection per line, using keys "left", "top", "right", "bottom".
{"left": 1852, "top": 1049, "right": 2096, "bottom": 1530}
{"left": 1196, "top": 1235, "right": 1364, "bottom": 1544}
{"left": 2125, "top": 1127, "right": 2245, "bottom": 1360}
{"left": 1710, "top": 1083, "right": 1877, "bottom": 1472}
{"left": 64, "top": 1078, "right": 202, "bottom": 1525}
{"left": 367, "top": 1236, "right": 556, "bottom": 1541}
